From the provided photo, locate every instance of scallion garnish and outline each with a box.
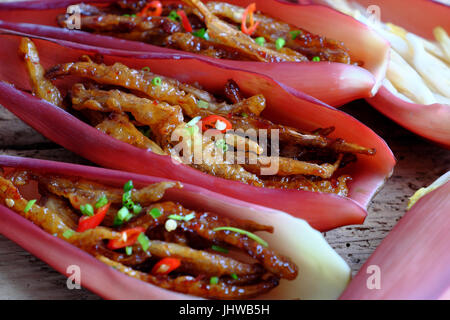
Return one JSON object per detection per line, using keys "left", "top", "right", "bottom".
{"left": 197, "top": 100, "right": 209, "bottom": 109}
{"left": 192, "top": 28, "right": 209, "bottom": 40}
{"left": 255, "top": 37, "right": 265, "bottom": 46}
{"left": 142, "top": 66, "right": 151, "bottom": 72}
{"left": 122, "top": 191, "right": 134, "bottom": 209}
{"left": 168, "top": 213, "right": 195, "bottom": 221}
{"left": 213, "top": 227, "right": 268, "bottom": 247}
{"left": 149, "top": 208, "right": 161, "bottom": 219}
{"left": 215, "top": 139, "right": 228, "bottom": 152}
{"left": 117, "top": 207, "right": 133, "bottom": 223}
{"left": 312, "top": 56, "right": 321, "bottom": 62}
{"left": 276, "top": 38, "right": 286, "bottom": 50}
{"left": 137, "top": 233, "right": 150, "bottom": 251}
{"left": 80, "top": 203, "right": 94, "bottom": 216}
{"left": 63, "top": 229, "right": 75, "bottom": 239}
{"left": 125, "top": 246, "right": 133, "bottom": 256}
{"left": 124, "top": 180, "right": 134, "bottom": 192}
{"left": 210, "top": 276, "right": 219, "bottom": 285}
{"left": 230, "top": 273, "right": 238, "bottom": 280}
{"left": 24, "top": 199, "right": 36, "bottom": 213}
{"left": 168, "top": 10, "right": 180, "bottom": 21}
{"left": 211, "top": 245, "right": 229, "bottom": 254}
{"left": 289, "top": 30, "right": 302, "bottom": 40}
{"left": 133, "top": 203, "right": 142, "bottom": 215}
{"left": 95, "top": 195, "right": 108, "bottom": 209}
{"left": 152, "top": 77, "right": 162, "bottom": 86}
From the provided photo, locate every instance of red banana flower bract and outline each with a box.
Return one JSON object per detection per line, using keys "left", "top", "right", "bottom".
{"left": 0, "top": 32, "right": 395, "bottom": 231}
{"left": 0, "top": 0, "right": 390, "bottom": 106}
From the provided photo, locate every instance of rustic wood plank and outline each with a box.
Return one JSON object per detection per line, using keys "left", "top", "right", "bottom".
{"left": 0, "top": 100, "right": 449, "bottom": 299}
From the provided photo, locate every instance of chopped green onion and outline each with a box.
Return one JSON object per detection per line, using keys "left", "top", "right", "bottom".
{"left": 241, "top": 112, "right": 248, "bottom": 118}
{"left": 168, "top": 10, "right": 180, "bottom": 21}
{"left": 122, "top": 190, "right": 134, "bottom": 209}
{"left": 131, "top": 14, "right": 136, "bottom": 17}
{"left": 213, "top": 227, "right": 268, "bottom": 247}
{"left": 95, "top": 195, "right": 108, "bottom": 209}
{"left": 124, "top": 180, "right": 134, "bottom": 192}
{"left": 63, "top": 229, "right": 75, "bottom": 239}
{"left": 215, "top": 139, "right": 228, "bottom": 152}
{"left": 137, "top": 233, "right": 151, "bottom": 251}
{"left": 125, "top": 246, "right": 133, "bottom": 256}
{"left": 192, "top": 28, "right": 209, "bottom": 40}
{"left": 289, "top": 30, "right": 302, "bottom": 40}
{"left": 133, "top": 203, "right": 142, "bottom": 215}
{"left": 80, "top": 203, "right": 94, "bottom": 217}
{"left": 123, "top": 14, "right": 130, "bottom": 17}
{"left": 276, "top": 38, "right": 286, "bottom": 50}
{"left": 230, "top": 273, "right": 238, "bottom": 280}
{"left": 211, "top": 245, "right": 229, "bottom": 254}
{"left": 113, "top": 215, "right": 124, "bottom": 227}
{"left": 197, "top": 100, "right": 209, "bottom": 109}
{"left": 254, "top": 37, "right": 265, "bottom": 46}
{"left": 24, "top": 199, "right": 36, "bottom": 213}
{"left": 312, "top": 56, "right": 321, "bottom": 62}
{"left": 152, "top": 77, "right": 162, "bottom": 86}
{"left": 210, "top": 276, "right": 219, "bottom": 285}
{"left": 168, "top": 213, "right": 195, "bottom": 221}
{"left": 149, "top": 208, "right": 161, "bottom": 219}
{"left": 142, "top": 66, "right": 151, "bottom": 72}
{"left": 117, "top": 207, "right": 132, "bottom": 222}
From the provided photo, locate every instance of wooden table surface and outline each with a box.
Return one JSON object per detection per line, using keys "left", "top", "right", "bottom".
{"left": 0, "top": 98, "right": 449, "bottom": 299}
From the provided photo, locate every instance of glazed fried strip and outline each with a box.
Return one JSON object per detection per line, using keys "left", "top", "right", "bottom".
{"left": 241, "top": 153, "right": 344, "bottom": 178}
{"left": 98, "top": 255, "right": 279, "bottom": 299}
{"left": 72, "top": 83, "right": 184, "bottom": 143}
{"left": 179, "top": 220, "right": 297, "bottom": 280}
{"left": 206, "top": 1, "right": 351, "bottom": 64}
{"left": 42, "top": 195, "right": 79, "bottom": 229}
{"left": 125, "top": 201, "right": 273, "bottom": 234}
{"left": 36, "top": 175, "right": 181, "bottom": 208}
{"left": 47, "top": 60, "right": 265, "bottom": 118}
{"left": 182, "top": 0, "right": 307, "bottom": 62}
{"left": 145, "top": 240, "right": 263, "bottom": 277}
{"left": 59, "top": 14, "right": 182, "bottom": 35}
{"left": 95, "top": 113, "right": 166, "bottom": 155}
{"left": 132, "top": 202, "right": 296, "bottom": 280}
{"left": 0, "top": 176, "right": 118, "bottom": 248}
{"left": 228, "top": 116, "right": 376, "bottom": 155}
{"left": 166, "top": 32, "right": 260, "bottom": 61}
{"left": 18, "top": 38, "right": 63, "bottom": 107}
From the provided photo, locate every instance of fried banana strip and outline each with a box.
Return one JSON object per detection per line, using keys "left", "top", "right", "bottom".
{"left": 47, "top": 61, "right": 262, "bottom": 118}
{"left": 242, "top": 154, "right": 344, "bottom": 178}
{"left": 95, "top": 113, "right": 166, "bottom": 155}
{"left": 98, "top": 255, "right": 279, "bottom": 300}
{"left": 206, "top": 1, "right": 351, "bottom": 64}
{"left": 71, "top": 83, "right": 184, "bottom": 143}
{"left": 145, "top": 240, "right": 263, "bottom": 277}
{"left": 18, "top": 38, "right": 63, "bottom": 107}
{"left": 0, "top": 176, "right": 118, "bottom": 248}
{"left": 182, "top": 0, "right": 307, "bottom": 62}
{"left": 59, "top": 14, "right": 182, "bottom": 35}
{"left": 36, "top": 175, "right": 181, "bottom": 208}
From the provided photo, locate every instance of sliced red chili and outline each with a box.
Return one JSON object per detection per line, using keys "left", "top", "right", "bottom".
{"left": 107, "top": 227, "right": 145, "bottom": 250}
{"left": 241, "top": 3, "right": 260, "bottom": 36}
{"left": 177, "top": 10, "right": 193, "bottom": 33}
{"left": 137, "top": 1, "right": 162, "bottom": 17}
{"left": 152, "top": 257, "right": 181, "bottom": 275}
{"left": 201, "top": 115, "right": 233, "bottom": 133}
{"left": 76, "top": 203, "right": 110, "bottom": 233}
